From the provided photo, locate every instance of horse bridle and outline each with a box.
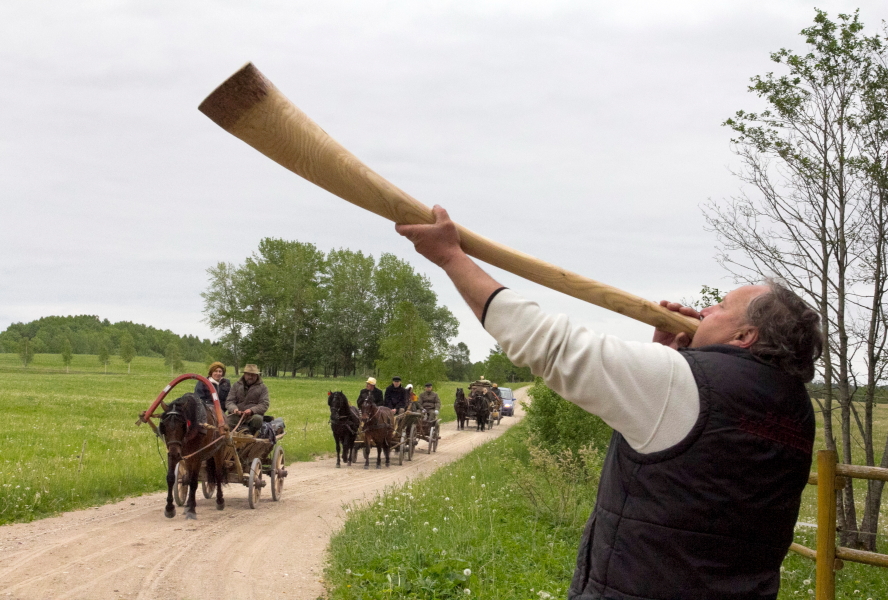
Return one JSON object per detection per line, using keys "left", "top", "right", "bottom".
{"left": 160, "top": 407, "right": 189, "bottom": 448}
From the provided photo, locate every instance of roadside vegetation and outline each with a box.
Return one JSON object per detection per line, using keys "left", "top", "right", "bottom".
{"left": 326, "top": 381, "right": 888, "bottom": 600}
{"left": 0, "top": 352, "right": 474, "bottom": 525}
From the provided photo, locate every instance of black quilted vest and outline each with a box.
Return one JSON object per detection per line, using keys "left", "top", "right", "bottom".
{"left": 569, "top": 345, "right": 814, "bottom": 600}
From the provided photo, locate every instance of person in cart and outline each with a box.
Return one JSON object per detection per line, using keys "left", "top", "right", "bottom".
{"left": 419, "top": 383, "right": 441, "bottom": 421}
{"left": 384, "top": 376, "right": 410, "bottom": 414}
{"left": 194, "top": 361, "right": 231, "bottom": 406}
{"left": 225, "top": 363, "right": 269, "bottom": 435}
{"left": 357, "top": 376, "right": 384, "bottom": 408}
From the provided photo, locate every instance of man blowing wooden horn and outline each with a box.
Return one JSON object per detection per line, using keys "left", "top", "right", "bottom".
{"left": 397, "top": 206, "right": 823, "bottom": 600}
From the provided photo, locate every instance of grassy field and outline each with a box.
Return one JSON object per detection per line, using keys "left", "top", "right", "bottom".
{"left": 0, "top": 353, "right": 476, "bottom": 525}
{"left": 326, "top": 398, "right": 888, "bottom": 600}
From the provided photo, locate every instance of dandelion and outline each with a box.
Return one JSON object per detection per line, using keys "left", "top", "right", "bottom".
{"left": 471, "top": 476, "right": 476, "bottom": 480}
{"left": 424, "top": 522, "right": 430, "bottom": 526}
{"left": 464, "top": 589, "right": 471, "bottom": 595}
{"left": 538, "top": 592, "right": 553, "bottom": 600}
{"left": 481, "top": 484, "right": 485, "bottom": 488}
{"left": 432, "top": 527, "right": 439, "bottom": 533}
{"left": 464, "top": 568, "right": 472, "bottom": 576}
{"left": 346, "top": 569, "right": 352, "bottom": 575}
{"left": 445, "top": 497, "right": 450, "bottom": 501}
{"left": 803, "top": 580, "right": 811, "bottom": 586}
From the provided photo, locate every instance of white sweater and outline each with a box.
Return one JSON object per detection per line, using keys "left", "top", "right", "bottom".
{"left": 484, "top": 289, "right": 700, "bottom": 454}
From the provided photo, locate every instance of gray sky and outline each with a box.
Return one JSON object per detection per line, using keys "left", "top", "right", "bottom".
{"left": 2, "top": 0, "right": 887, "bottom": 362}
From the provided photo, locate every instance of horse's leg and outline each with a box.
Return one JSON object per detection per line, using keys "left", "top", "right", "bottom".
{"left": 334, "top": 431, "right": 342, "bottom": 468}
{"left": 364, "top": 436, "right": 370, "bottom": 469}
{"left": 210, "top": 456, "right": 225, "bottom": 511}
{"left": 384, "top": 442, "right": 391, "bottom": 468}
{"left": 185, "top": 459, "right": 199, "bottom": 520}
{"left": 346, "top": 435, "right": 354, "bottom": 466}
{"left": 164, "top": 456, "right": 177, "bottom": 518}
{"left": 375, "top": 443, "right": 382, "bottom": 469}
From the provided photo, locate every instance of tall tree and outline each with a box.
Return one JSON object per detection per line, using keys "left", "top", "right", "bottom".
{"left": 164, "top": 342, "right": 183, "bottom": 376}
{"left": 376, "top": 302, "right": 446, "bottom": 387}
{"left": 445, "top": 342, "right": 473, "bottom": 381}
{"left": 202, "top": 262, "right": 247, "bottom": 375}
{"left": 119, "top": 331, "right": 136, "bottom": 374}
{"left": 706, "top": 9, "right": 888, "bottom": 549}
{"left": 97, "top": 339, "right": 110, "bottom": 374}
{"left": 61, "top": 337, "right": 73, "bottom": 373}
{"left": 18, "top": 337, "right": 34, "bottom": 368}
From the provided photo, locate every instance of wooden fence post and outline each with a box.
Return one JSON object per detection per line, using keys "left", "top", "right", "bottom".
{"left": 815, "top": 450, "right": 837, "bottom": 600}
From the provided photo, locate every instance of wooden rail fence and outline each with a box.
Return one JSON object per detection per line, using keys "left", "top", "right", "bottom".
{"left": 789, "top": 450, "right": 888, "bottom": 599}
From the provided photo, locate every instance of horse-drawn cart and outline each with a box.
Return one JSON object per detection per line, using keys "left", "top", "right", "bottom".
{"left": 137, "top": 373, "right": 289, "bottom": 517}
{"left": 350, "top": 409, "right": 440, "bottom": 465}
{"left": 174, "top": 427, "right": 286, "bottom": 509}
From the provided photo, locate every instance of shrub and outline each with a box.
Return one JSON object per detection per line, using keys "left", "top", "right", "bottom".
{"left": 523, "top": 378, "right": 611, "bottom": 456}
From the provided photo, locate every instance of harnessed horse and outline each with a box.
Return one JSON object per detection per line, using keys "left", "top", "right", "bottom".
{"left": 359, "top": 398, "right": 395, "bottom": 469}
{"left": 454, "top": 388, "right": 470, "bottom": 430}
{"left": 328, "top": 391, "right": 360, "bottom": 467}
{"left": 159, "top": 393, "right": 227, "bottom": 519}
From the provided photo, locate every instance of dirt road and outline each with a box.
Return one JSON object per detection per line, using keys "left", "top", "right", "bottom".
{"left": 0, "top": 390, "right": 526, "bottom": 600}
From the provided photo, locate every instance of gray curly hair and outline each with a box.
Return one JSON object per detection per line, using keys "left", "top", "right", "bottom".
{"left": 745, "top": 280, "right": 823, "bottom": 382}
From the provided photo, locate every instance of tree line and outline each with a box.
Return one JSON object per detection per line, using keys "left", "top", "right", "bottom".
{"left": 202, "top": 237, "right": 462, "bottom": 379}
{"left": 0, "top": 315, "right": 217, "bottom": 368}
{"left": 707, "top": 9, "right": 888, "bottom": 550}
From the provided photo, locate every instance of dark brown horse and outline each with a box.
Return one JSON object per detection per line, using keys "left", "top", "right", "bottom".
{"left": 328, "top": 391, "right": 360, "bottom": 467}
{"left": 160, "top": 393, "right": 227, "bottom": 519}
{"left": 359, "top": 397, "right": 395, "bottom": 469}
{"left": 471, "top": 390, "right": 491, "bottom": 432}
{"left": 454, "top": 388, "right": 469, "bottom": 430}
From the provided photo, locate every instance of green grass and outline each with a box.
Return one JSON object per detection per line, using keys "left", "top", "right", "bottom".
{"left": 0, "top": 353, "right": 475, "bottom": 525}
{"left": 327, "top": 422, "right": 584, "bottom": 600}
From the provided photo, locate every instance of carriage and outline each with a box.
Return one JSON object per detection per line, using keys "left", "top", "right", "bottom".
{"left": 137, "top": 374, "right": 289, "bottom": 513}
{"left": 173, "top": 424, "right": 287, "bottom": 509}
{"left": 464, "top": 382, "right": 501, "bottom": 430}
{"left": 350, "top": 409, "right": 440, "bottom": 465}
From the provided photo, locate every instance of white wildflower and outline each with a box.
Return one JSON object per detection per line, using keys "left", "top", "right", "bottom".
{"left": 471, "top": 476, "right": 475, "bottom": 480}
{"left": 463, "top": 568, "right": 471, "bottom": 576}
{"left": 424, "top": 522, "right": 430, "bottom": 526}
{"left": 464, "top": 589, "right": 471, "bottom": 595}
{"left": 432, "top": 527, "right": 439, "bottom": 533}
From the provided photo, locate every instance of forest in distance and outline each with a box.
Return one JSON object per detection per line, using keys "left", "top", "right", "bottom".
{"left": 0, "top": 236, "right": 532, "bottom": 385}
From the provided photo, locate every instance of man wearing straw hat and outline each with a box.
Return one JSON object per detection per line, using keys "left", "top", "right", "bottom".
{"left": 357, "top": 376, "right": 383, "bottom": 408}
{"left": 225, "top": 364, "right": 269, "bottom": 435}
{"left": 397, "top": 206, "right": 822, "bottom": 600}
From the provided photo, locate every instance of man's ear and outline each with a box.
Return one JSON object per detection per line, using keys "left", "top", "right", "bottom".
{"left": 728, "top": 325, "right": 759, "bottom": 349}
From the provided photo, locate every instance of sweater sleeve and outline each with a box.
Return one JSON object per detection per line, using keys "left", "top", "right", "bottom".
{"left": 483, "top": 289, "right": 700, "bottom": 453}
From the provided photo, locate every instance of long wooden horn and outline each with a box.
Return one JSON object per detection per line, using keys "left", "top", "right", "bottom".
{"left": 198, "top": 63, "right": 698, "bottom": 336}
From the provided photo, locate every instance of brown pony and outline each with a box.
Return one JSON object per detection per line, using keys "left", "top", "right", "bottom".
{"left": 159, "top": 393, "right": 227, "bottom": 519}
{"left": 454, "top": 388, "right": 469, "bottom": 430}
{"left": 328, "top": 391, "right": 360, "bottom": 467}
{"left": 359, "top": 397, "right": 395, "bottom": 469}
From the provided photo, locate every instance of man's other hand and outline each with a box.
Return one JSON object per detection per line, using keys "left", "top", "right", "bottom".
{"left": 653, "top": 301, "right": 700, "bottom": 349}
{"left": 395, "top": 205, "right": 463, "bottom": 268}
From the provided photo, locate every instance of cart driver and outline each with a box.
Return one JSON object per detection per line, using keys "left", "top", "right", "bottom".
{"left": 225, "top": 364, "right": 269, "bottom": 435}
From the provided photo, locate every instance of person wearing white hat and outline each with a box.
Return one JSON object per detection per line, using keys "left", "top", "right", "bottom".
{"left": 357, "top": 376, "right": 383, "bottom": 408}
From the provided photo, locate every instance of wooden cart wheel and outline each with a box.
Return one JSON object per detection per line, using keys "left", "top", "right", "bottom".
{"left": 270, "top": 445, "right": 285, "bottom": 501}
{"left": 398, "top": 432, "right": 405, "bottom": 466}
{"left": 247, "top": 457, "right": 263, "bottom": 509}
{"left": 427, "top": 424, "right": 435, "bottom": 454}
{"left": 201, "top": 479, "right": 216, "bottom": 499}
{"left": 173, "top": 462, "right": 188, "bottom": 507}
{"left": 408, "top": 424, "right": 416, "bottom": 461}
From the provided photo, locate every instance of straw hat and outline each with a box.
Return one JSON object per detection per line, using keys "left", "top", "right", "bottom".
{"left": 366, "top": 377, "right": 377, "bottom": 385}
{"left": 243, "top": 364, "right": 260, "bottom": 375}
